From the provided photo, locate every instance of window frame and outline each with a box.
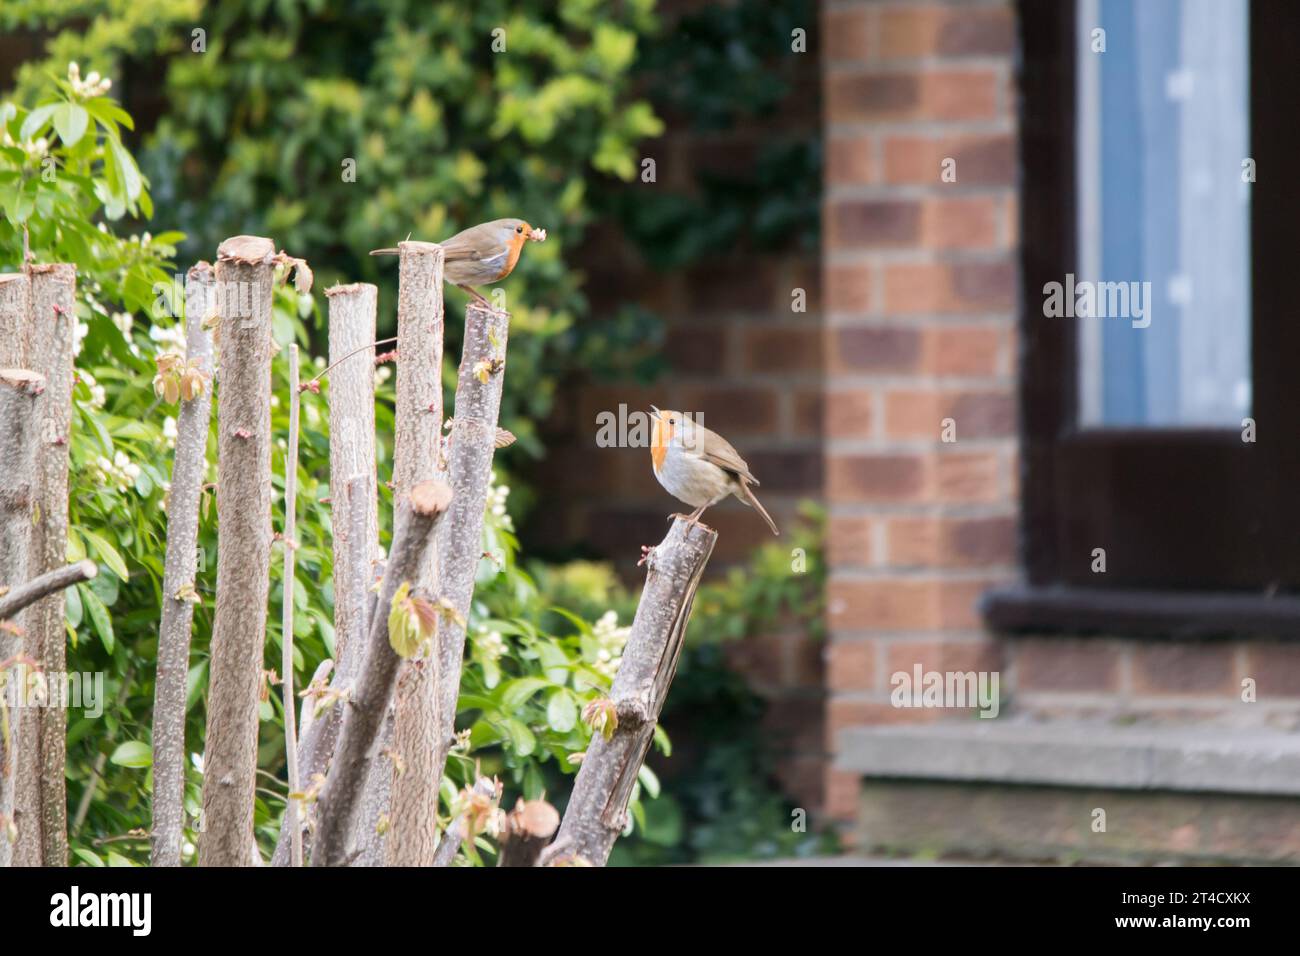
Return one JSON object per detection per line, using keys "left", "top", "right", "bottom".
{"left": 983, "top": 0, "right": 1300, "bottom": 639}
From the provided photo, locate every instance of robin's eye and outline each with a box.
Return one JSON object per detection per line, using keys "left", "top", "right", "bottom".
{"left": 515, "top": 226, "right": 523, "bottom": 234}
{"left": 669, "top": 417, "right": 676, "bottom": 425}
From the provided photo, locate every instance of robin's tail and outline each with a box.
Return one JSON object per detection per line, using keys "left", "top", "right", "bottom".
{"left": 737, "top": 480, "right": 779, "bottom": 536}
{"left": 369, "top": 248, "right": 399, "bottom": 256}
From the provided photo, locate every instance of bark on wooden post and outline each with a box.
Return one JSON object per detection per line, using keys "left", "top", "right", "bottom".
{"left": 6, "top": 263, "right": 77, "bottom": 866}
{"left": 543, "top": 518, "right": 717, "bottom": 866}
{"left": 430, "top": 303, "right": 511, "bottom": 785}
{"left": 272, "top": 283, "right": 380, "bottom": 866}
{"left": 281, "top": 344, "right": 303, "bottom": 866}
{"left": 388, "top": 241, "right": 445, "bottom": 866}
{"left": 0, "top": 369, "right": 43, "bottom": 868}
{"left": 199, "top": 236, "right": 276, "bottom": 867}
{"left": 324, "top": 283, "right": 380, "bottom": 672}
{"left": 152, "top": 262, "right": 216, "bottom": 867}
{"left": 312, "top": 480, "right": 452, "bottom": 867}
{"left": 0, "top": 274, "right": 29, "bottom": 366}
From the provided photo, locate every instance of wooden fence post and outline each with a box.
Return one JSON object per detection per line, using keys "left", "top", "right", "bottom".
{"left": 24, "top": 262, "right": 78, "bottom": 866}
{"left": 429, "top": 302, "right": 512, "bottom": 828}
{"left": 542, "top": 517, "right": 717, "bottom": 866}
{"left": 152, "top": 262, "right": 216, "bottom": 867}
{"left": 387, "top": 241, "right": 445, "bottom": 866}
{"left": 199, "top": 236, "right": 276, "bottom": 866}
{"left": 0, "top": 368, "right": 43, "bottom": 868}
{"left": 312, "top": 480, "right": 452, "bottom": 867}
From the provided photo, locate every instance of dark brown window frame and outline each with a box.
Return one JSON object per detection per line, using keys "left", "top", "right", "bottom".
{"left": 983, "top": 0, "right": 1300, "bottom": 639}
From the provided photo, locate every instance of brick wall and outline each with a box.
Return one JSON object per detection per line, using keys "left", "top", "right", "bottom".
{"left": 819, "top": 0, "right": 1020, "bottom": 821}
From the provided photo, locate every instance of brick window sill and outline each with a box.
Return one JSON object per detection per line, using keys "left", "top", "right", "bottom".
{"left": 981, "top": 584, "right": 1300, "bottom": 640}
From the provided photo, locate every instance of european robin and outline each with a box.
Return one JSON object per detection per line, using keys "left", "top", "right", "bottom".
{"left": 370, "top": 218, "right": 546, "bottom": 307}
{"left": 648, "top": 406, "right": 779, "bottom": 536}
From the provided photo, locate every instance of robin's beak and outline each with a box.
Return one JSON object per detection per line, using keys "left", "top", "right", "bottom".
{"left": 527, "top": 227, "right": 547, "bottom": 242}
{"left": 649, "top": 405, "right": 661, "bottom": 421}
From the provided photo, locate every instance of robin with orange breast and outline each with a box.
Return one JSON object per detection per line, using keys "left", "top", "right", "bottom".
{"left": 648, "top": 406, "right": 778, "bottom": 536}
{"left": 371, "top": 218, "right": 546, "bottom": 307}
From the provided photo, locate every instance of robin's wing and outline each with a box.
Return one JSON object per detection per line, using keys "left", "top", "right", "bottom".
{"left": 697, "top": 425, "right": 760, "bottom": 486}
{"left": 442, "top": 220, "right": 516, "bottom": 263}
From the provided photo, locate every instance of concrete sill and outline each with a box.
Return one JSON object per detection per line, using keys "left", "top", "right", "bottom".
{"left": 837, "top": 721, "right": 1300, "bottom": 796}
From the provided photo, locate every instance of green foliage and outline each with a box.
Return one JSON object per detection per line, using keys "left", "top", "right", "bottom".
{"left": 3, "top": 0, "right": 665, "bottom": 466}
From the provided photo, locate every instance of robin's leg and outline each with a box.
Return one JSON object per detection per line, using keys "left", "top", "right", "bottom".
{"left": 457, "top": 283, "right": 492, "bottom": 308}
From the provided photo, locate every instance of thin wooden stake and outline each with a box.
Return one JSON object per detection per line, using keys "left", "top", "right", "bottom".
{"left": 282, "top": 343, "right": 303, "bottom": 867}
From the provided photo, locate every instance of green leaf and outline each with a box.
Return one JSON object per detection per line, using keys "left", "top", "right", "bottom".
{"left": 637, "top": 762, "right": 660, "bottom": 799}
{"left": 110, "top": 740, "right": 151, "bottom": 768}
{"left": 85, "top": 97, "right": 134, "bottom": 133}
{"left": 547, "top": 689, "right": 577, "bottom": 733}
{"left": 499, "top": 676, "right": 550, "bottom": 713}
{"left": 52, "top": 103, "right": 89, "bottom": 147}
{"left": 81, "top": 527, "right": 129, "bottom": 581}
{"left": 80, "top": 584, "right": 115, "bottom": 654}
{"left": 108, "top": 137, "right": 142, "bottom": 201}
{"left": 502, "top": 718, "right": 536, "bottom": 757}
{"left": 19, "top": 104, "right": 56, "bottom": 141}
{"left": 73, "top": 848, "right": 105, "bottom": 867}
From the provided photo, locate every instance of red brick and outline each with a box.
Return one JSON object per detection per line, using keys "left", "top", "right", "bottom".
{"left": 829, "top": 325, "right": 922, "bottom": 373}
{"left": 677, "top": 387, "right": 779, "bottom": 436}
{"left": 792, "top": 390, "right": 823, "bottom": 434}
{"left": 743, "top": 326, "right": 823, "bottom": 373}
{"left": 825, "top": 389, "right": 875, "bottom": 439}
{"left": 665, "top": 326, "right": 727, "bottom": 375}
{"left": 921, "top": 325, "right": 1004, "bottom": 376}
{"left": 824, "top": 7, "right": 873, "bottom": 61}
{"left": 828, "top": 640, "right": 877, "bottom": 691}
{"left": 1013, "top": 639, "right": 1123, "bottom": 693}
{"left": 922, "top": 196, "right": 1000, "bottom": 249}
{"left": 828, "top": 453, "right": 926, "bottom": 503}
{"left": 886, "top": 515, "right": 1015, "bottom": 568}
{"left": 827, "top": 577, "right": 988, "bottom": 631}
{"left": 827, "top": 69, "right": 998, "bottom": 122}
{"left": 884, "top": 261, "right": 1015, "bottom": 314}
{"left": 1131, "top": 644, "right": 1238, "bottom": 696}
{"left": 825, "top": 263, "right": 873, "bottom": 313}
{"left": 883, "top": 133, "right": 1016, "bottom": 185}
{"left": 828, "top": 199, "right": 921, "bottom": 247}
{"left": 884, "top": 388, "right": 1015, "bottom": 439}
{"left": 828, "top": 516, "right": 875, "bottom": 567}
{"left": 885, "top": 639, "right": 1003, "bottom": 679}
{"left": 724, "top": 632, "right": 787, "bottom": 687}
{"left": 931, "top": 452, "right": 1002, "bottom": 502}
{"left": 1244, "top": 643, "right": 1300, "bottom": 697}
{"left": 825, "top": 768, "right": 861, "bottom": 821}
{"left": 879, "top": 5, "right": 1014, "bottom": 58}
{"left": 827, "top": 135, "right": 875, "bottom": 184}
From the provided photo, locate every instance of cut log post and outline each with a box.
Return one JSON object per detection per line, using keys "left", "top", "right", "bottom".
{"left": 311, "top": 480, "right": 452, "bottom": 867}
{"left": 430, "top": 303, "right": 512, "bottom": 787}
{"left": 0, "top": 561, "right": 97, "bottom": 622}
{"left": 387, "top": 241, "right": 445, "bottom": 867}
{"left": 281, "top": 343, "right": 303, "bottom": 866}
{"left": 199, "top": 236, "right": 277, "bottom": 867}
{"left": 272, "top": 283, "right": 381, "bottom": 867}
{"left": 0, "top": 274, "right": 29, "bottom": 366}
{"left": 0, "top": 368, "right": 43, "bottom": 868}
{"left": 151, "top": 261, "right": 215, "bottom": 868}
{"left": 497, "top": 799, "right": 560, "bottom": 867}
{"left": 324, "top": 283, "right": 380, "bottom": 672}
{"left": 542, "top": 517, "right": 717, "bottom": 866}
{"left": 24, "top": 263, "right": 76, "bottom": 866}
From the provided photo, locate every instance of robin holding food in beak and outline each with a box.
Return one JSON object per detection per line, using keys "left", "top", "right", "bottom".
{"left": 648, "top": 406, "right": 778, "bottom": 536}
{"left": 371, "top": 218, "right": 546, "bottom": 307}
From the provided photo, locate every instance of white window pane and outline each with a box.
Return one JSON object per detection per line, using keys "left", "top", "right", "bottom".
{"left": 1075, "top": 0, "right": 1251, "bottom": 427}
